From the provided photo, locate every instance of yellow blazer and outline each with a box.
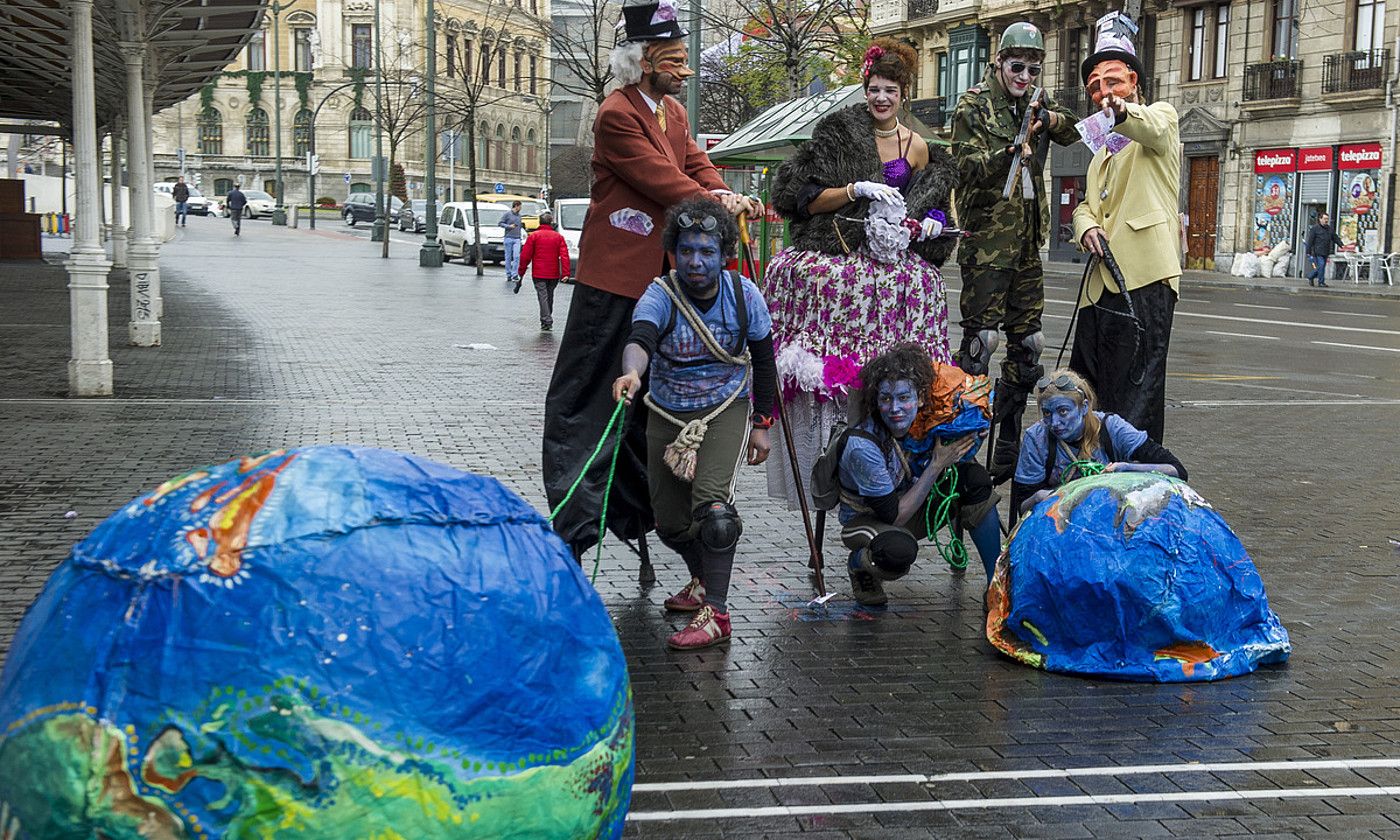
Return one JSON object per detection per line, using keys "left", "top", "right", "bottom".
{"left": 1071, "top": 101, "right": 1183, "bottom": 305}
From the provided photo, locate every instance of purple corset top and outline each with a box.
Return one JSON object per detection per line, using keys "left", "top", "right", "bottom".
{"left": 882, "top": 156, "right": 913, "bottom": 192}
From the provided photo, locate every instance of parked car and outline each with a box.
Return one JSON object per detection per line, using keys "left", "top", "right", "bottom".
{"left": 553, "top": 198, "right": 588, "bottom": 266}
{"left": 219, "top": 189, "right": 277, "bottom": 219}
{"left": 397, "top": 199, "right": 428, "bottom": 232}
{"left": 342, "top": 192, "right": 404, "bottom": 227}
{"left": 474, "top": 193, "right": 545, "bottom": 231}
{"left": 155, "top": 182, "right": 211, "bottom": 216}
{"left": 437, "top": 201, "right": 511, "bottom": 264}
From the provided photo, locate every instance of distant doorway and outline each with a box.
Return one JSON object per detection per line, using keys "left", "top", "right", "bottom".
{"left": 1186, "top": 156, "right": 1219, "bottom": 270}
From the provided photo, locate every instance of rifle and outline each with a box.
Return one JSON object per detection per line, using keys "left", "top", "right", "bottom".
{"left": 1002, "top": 87, "right": 1047, "bottom": 200}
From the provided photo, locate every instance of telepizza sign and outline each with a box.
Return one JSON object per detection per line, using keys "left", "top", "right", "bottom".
{"left": 1254, "top": 149, "right": 1295, "bottom": 173}
{"left": 1339, "top": 143, "right": 1383, "bottom": 170}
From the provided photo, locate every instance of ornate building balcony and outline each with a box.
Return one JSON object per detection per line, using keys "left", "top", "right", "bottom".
{"left": 1322, "top": 50, "right": 1390, "bottom": 106}
{"left": 1242, "top": 60, "right": 1302, "bottom": 106}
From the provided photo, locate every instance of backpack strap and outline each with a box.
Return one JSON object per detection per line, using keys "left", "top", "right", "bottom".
{"left": 1098, "top": 422, "right": 1117, "bottom": 464}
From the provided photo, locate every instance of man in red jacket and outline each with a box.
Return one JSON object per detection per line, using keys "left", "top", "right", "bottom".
{"left": 516, "top": 211, "right": 571, "bottom": 331}
{"left": 542, "top": 0, "right": 760, "bottom": 560}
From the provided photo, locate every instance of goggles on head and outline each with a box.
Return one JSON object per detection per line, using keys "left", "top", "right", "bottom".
{"left": 1036, "top": 373, "right": 1084, "bottom": 397}
{"left": 676, "top": 212, "right": 719, "bottom": 233}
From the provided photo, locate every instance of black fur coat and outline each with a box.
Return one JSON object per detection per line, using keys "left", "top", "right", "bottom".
{"left": 772, "top": 104, "right": 959, "bottom": 267}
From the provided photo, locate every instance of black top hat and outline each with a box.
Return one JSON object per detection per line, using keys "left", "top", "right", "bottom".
{"left": 1081, "top": 11, "right": 1145, "bottom": 84}
{"left": 619, "top": 0, "right": 687, "bottom": 44}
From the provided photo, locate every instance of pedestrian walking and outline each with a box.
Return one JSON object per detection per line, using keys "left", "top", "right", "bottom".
{"left": 1070, "top": 11, "right": 1181, "bottom": 444}
{"left": 517, "top": 211, "right": 571, "bottom": 331}
{"left": 611, "top": 198, "right": 777, "bottom": 650}
{"left": 226, "top": 185, "right": 247, "bottom": 236}
{"left": 172, "top": 177, "right": 190, "bottom": 227}
{"left": 951, "top": 21, "right": 1081, "bottom": 482}
{"left": 500, "top": 200, "right": 524, "bottom": 284}
{"left": 1304, "top": 213, "right": 1344, "bottom": 286}
{"left": 542, "top": 0, "right": 758, "bottom": 561}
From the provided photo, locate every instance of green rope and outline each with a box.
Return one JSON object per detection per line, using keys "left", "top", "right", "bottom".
{"left": 547, "top": 397, "right": 627, "bottom": 584}
{"left": 923, "top": 464, "right": 969, "bottom": 570}
{"left": 1063, "top": 459, "right": 1107, "bottom": 482}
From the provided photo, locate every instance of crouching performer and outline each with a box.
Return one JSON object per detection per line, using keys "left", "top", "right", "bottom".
{"left": 1011, "top": 369, "right": 1186, "bottom": 516}
{"left": 612, "top": 198, "right": 778, "bottom": 649}
{"left": 835, "top": 344, "right": 1004, "bottom": 606}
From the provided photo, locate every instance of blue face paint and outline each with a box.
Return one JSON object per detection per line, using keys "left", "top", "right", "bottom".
{"left": 1042, "top": 396, "right": 1088, "bottom": 444}
{"left": 674, "top": 229, "right": 724, "bottom": 296}
{"left": 877, "top": 378, "right": 920, "bottom": 438}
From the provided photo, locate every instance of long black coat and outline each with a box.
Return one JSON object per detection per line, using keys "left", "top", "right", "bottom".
{"left": 771, "top": 104, "right": 959, "bottom": 267}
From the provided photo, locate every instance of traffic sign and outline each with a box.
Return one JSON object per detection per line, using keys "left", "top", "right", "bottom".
{"left": 343, "top": 173, "right": 351, "bottom": 184}
{"left": 493, "top": 182, "right": 505, "bottom": 194}
{"left": 307, "top": 153, "right": 320, "bottom": 176}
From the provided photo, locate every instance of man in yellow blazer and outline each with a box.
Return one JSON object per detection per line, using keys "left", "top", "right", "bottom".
{"left": 1071, "top": 12, "right": 1181, "bottom": 442}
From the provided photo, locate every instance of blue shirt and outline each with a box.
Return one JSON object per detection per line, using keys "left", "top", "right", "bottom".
{"left": 499, "top": 210, "right": 523, "bottom": 239}
{"left": 633, "top": 273, "right": 773, "bottom": 413}
{"left": 836, "top": 419, "right": 908, "bottom": 525}
{"left": 1014, "top": 412, "right": 1149, "bottom": 487}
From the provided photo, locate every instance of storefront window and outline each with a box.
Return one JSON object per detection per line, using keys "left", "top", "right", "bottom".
{"left": 1251, "top": 149, "right": 1296, "bottom": 251}
{"left": 1337, "top": 143, "right": 1383, "bottom": 250}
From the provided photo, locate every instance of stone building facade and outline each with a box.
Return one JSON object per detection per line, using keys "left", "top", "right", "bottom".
{"left": 874, "top": 0, "right": 1398, "bottom": 272}
{"left": 150, "top": 0, "right": 551, "bottom": 207}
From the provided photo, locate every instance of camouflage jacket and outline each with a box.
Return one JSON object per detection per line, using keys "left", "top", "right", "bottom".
{"left": 951, "top": 66, "right": 1079, "bottom": 268}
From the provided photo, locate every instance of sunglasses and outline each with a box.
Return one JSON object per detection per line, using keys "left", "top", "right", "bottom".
{"left": 1007, "top": 61, "right": 1043, "bottom": 77}
{"left": 677, "top": 212, "right": 719, "bottom": 233}
{"left": 1036, "top": 373, "right": 1083, "bottom": 395}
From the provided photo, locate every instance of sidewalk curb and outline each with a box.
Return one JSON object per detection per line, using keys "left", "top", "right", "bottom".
{"left": 1039, "top": 263, "right": 1400, "bottom": 302}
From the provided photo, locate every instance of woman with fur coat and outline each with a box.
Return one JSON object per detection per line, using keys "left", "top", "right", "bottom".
{"left": 763, "top": 38, "right": 961, "bottom": 510}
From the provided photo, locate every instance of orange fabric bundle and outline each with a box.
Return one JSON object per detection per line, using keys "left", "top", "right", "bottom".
{"left": 910, "top": 362, "right": 992, "bottom": 439}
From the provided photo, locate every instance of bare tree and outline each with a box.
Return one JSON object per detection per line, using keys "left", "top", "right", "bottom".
{"left": 376, "top": 30, "right": 430, "bottom": 257}
{"left": 533, "top": 0, "right": 619, "bottom": 107}
{"left": 702, "top": 0, "right": 870, "bottom": 105}
{"left": 435, "top": 0, "right": 539, "bottom": 275}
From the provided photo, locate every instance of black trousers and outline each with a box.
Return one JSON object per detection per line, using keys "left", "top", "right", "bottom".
{"left": 1070, "top": 281, "right": 1177, "bottom": 442}
{"left": 542, "top": 283, "right": 653, "bottom": 554}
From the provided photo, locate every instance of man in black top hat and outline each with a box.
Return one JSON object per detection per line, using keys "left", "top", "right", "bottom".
{"left": 542, "top": 0, "right": 760, "bottom": 562}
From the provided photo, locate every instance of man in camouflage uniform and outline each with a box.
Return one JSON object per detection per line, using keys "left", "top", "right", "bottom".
{"left": 951, "top": 22, "right": 1080, "bottom": 481}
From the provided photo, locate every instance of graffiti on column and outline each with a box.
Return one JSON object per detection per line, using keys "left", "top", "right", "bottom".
{"left": 134, "top": 272, "right": 152, "bottom": 320}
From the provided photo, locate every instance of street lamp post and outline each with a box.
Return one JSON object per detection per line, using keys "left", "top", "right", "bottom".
{"left": 372, "top": 0, "right": 388, "bottom": 247}
{"left": 687, "top": 0, "right": 699, "bottom": 139}
{"left": 419, "top": 0, "right": 442, "bottom": 267}
{"left": 271, "top": 2, "right": 288, "bottom": 225}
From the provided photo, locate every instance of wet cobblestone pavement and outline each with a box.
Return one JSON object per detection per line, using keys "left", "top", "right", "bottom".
{"left": 3, "top": 218, "right": 1400, "bottom": 837}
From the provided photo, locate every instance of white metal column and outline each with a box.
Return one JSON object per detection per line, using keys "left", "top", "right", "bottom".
{"left": 66, "top": 0, "right": 114, "bottom": 396}
{"left": 121, "top": 41, "right": 160, "bottom": 346}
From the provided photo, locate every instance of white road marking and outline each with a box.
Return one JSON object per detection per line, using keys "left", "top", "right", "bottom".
{"left": 1312, "top": 340, "right": 1400, "bottom": 353}
{"left": 1182, "top": 399, "right": 1400, "bottom": 406}
{"left": 1233, "top": 303, "right": 1290, "bottom": 311}
{"left": 1043, "top": 298, "right": 1400, "bottom": 337}
{"left": 1324, "top": 309, "right": 1388, "bottom": 318}
{"left": 627, "top": 785, "right": 1400, "bottom": 821}
{"left": 633, "top": 757, "right": 1400, "bottom": 794}
{"left": 1205, "top": 330, "right": 1279, "bottom": 340}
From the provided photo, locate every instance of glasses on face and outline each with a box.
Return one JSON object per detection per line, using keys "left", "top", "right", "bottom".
{"left": 1007, "top": 61, "right": 1043, "bottom": 77}
{"left": 1036, "top": 373, "right": 1083, "bottom": 396}
{"left": 676, "top": 212, "right": 719, "bottom": 233}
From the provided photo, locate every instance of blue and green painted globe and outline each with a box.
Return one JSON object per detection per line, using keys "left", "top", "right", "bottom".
{"left": 0, "top": 446, "right": 633, "bottom": 838}
{"left": 988, "top": 471, "right": 1291, "bottom": 682}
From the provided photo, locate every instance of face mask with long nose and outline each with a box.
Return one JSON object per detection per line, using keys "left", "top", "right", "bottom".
{"left": 1087, "top": 60, "right": 1137, "bottom": 108}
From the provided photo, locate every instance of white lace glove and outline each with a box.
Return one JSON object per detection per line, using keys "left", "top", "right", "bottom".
{"left": 851, "top": 181, "right": 902, "bottom": 204}
{"left": 919, "top": 217, "right": 944, "bottom": 241}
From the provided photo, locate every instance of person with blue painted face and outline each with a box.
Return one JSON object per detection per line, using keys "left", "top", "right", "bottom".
{"left": 612, "top": 197, "right": 778, "bottom": 650}
{"left": 1011, "top": 368, "right": 1186, "bottom": 516}
{"left": 835, "top": 343, "right": 1004, "bottom": 607}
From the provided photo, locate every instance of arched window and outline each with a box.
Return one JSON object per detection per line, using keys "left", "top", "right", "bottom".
{"left": 526, "top": 128, "right": 537, "bottom": 174}
{"left": 479, "top": 121, "right": 490, "bottom": 167}
{"left": 463, "top": 40, "right": 474, "bottom": 82}
{"left": 510, "top": 126, "right": 521, "bottom": 171}
{"left": 246, "top": 108, "right": 270, "bottom": 156}
{"left": 495, "top": 124, "right": 506, "bottom": 170}
{"left": 247, "top": 30, "right": 266, "bottom": 71}
{"left": 480, "top": 40, "right": 492, "bottom": 84}
{"left": 514, "top": 51, "right": 523, "bottom": 92}
{"left": 497, "top": 47, "right": 506, "bottom": 85}
{"left": 293, "top": 109, "right": 313, "bottom": 157}
{"left": 198, "top": 107, "right": 223, "bottom": 155}
{"left": 349, "top": 106, "right": 373, "bottom": 159}
{"left": 529, "top": 55, "right": 538, "bottom": 94}
{"left": 447, "top": 38, "right": 456, "bottom": 76}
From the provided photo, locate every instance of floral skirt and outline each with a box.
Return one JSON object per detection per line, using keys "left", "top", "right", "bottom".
{"left": 761, "top": 247, "right": 952, "bottom": 510}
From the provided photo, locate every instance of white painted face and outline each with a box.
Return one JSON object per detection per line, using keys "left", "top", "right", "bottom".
{"left": 864, "top": 74, "right": 902, "bottom": 123}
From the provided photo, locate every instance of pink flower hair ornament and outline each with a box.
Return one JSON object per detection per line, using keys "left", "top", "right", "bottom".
{"left": 861, "top": 44, "right": 885, "bottom": 81}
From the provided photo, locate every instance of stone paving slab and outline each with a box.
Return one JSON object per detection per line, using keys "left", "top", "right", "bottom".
{"left": 3, "top": 219, "right": 1400, "bottom": 837}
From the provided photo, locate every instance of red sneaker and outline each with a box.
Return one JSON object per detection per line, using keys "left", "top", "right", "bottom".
{"left": 663, "top": 578, "right": 705, "bottom": 612}
{"left": 667, "top": 604, "right": 731, "bottom": 650}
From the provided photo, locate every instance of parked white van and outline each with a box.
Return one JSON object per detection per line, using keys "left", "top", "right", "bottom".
{"left": 552, "top": 198, "right": 588, "bottom": 265}
{"left": 437, "top": 201, "right": 512, "bottom": 265}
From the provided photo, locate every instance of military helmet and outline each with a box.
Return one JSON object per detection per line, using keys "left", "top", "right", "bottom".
{"left": 998, "top": 22, "right": 1045, "bottom": 54}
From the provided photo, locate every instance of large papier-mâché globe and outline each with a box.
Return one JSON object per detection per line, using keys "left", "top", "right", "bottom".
{"left": 0, "top": 446, "right": 633, "bottom": 838}
{"left": 987, "top": 472, "right": 1291, "bottom": 682}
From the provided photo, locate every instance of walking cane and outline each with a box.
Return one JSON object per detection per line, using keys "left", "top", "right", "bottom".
{"left": 738, "top": 211, "right": 827, "bottom": 597}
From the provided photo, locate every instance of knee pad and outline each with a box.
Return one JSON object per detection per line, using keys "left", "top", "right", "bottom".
{"left": 1014, "top": 330, "right": 1044, "bottom": 361}
{"left": 867, "top": 529, "right": 918, "bottom": 580}
{"left": 958, "top": 329, "right": 1000, "bottom": 376}
{"left": 695, "top": 501, "right": 742, "bottom": 554}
